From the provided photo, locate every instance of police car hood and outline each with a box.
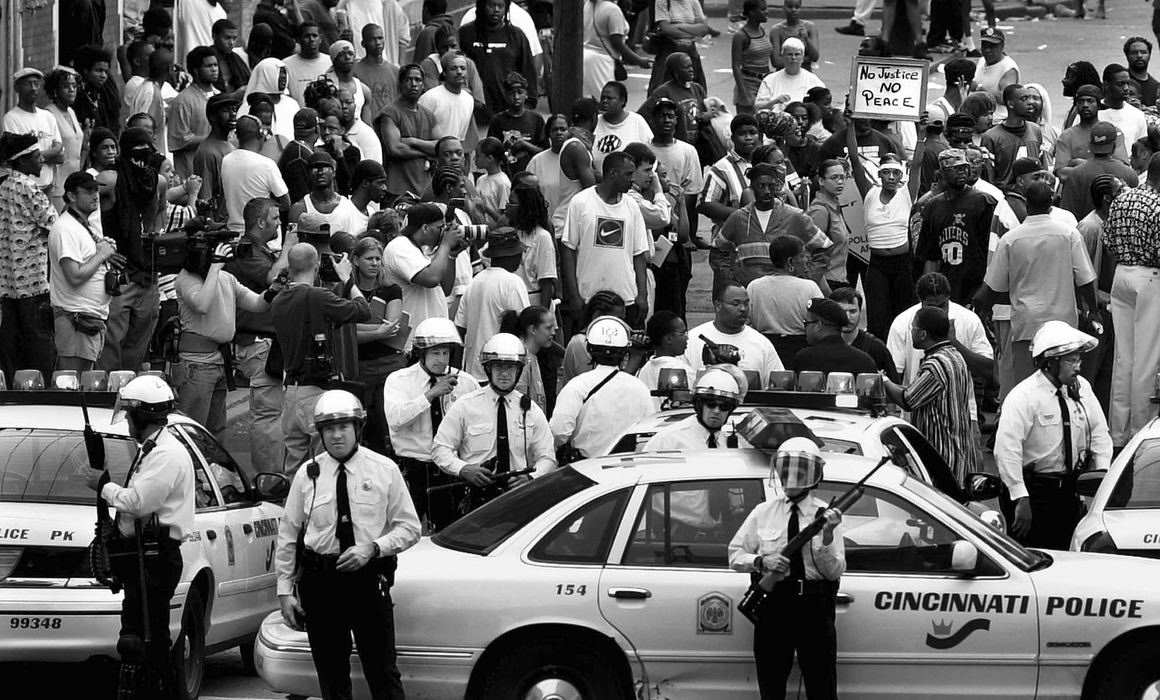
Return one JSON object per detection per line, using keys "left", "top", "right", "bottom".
{"left": 1098, "top": 510, "right": 1160, "bottom": 556}
{"left": 1031, "top": 548, "right": 1160, "bottom": 617}
{"left": 0, "top": 502, "right": 96, "bottom": 550}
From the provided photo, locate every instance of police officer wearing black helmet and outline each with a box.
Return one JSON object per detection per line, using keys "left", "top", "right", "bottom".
{"left": 274, "top": 389, "right": 420, "bottom": 700}
{"left": 85, "top": 375, "right": 194, "bottom": 699}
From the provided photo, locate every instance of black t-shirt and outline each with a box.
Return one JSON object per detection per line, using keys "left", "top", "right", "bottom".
{"left": 852, "top": 330, "right": 900, "bottom": 382}
{"left": 917, "top": 188, "right": 997, "bottom": 304}
{"left": 225, "top": 240, "right": 278, "bottom": 336}
{"left": 1135, "top": 74, "right": 1160, "bottom": 107}
{"left": 271, "top": 285, "right": 371, "bottom": 384}
{"left": 791, "top": 335, "right": 878, "bottom": 375}
{"left": 341, "top": 278, "right": 403, "bottom": 361}
{"left": 488, "top": 110, "right": 547, "bottom": 173}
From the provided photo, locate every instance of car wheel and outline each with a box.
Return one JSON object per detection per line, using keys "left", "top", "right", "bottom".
{"left": 478, "top": 637, "right": 627, "bottom": 700}
{"left": 1094, "top": 640, "right": 1160, "bottom": 699}
{"left": 173, "top": 585, "right": 206, "bottom": 700}
{"left": 239, "top": 637, "right": 258, "bottom": 676}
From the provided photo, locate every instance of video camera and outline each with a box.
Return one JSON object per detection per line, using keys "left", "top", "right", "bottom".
{"left": 146, "top": 202, "right": 237, "bottom": 276}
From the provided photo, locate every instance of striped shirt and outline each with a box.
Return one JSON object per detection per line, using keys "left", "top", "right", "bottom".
{"left": 700, "top": 150, "right": 750, "bottom": 231}
{"left": 901, "top": 341, "right": 978, "bottom": 485}
{"left": 1103, "top": 183, "right": 1160, "bottom": 268}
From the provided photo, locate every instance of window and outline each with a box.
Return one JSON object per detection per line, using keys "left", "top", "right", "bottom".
{"left": 0, "top": 429, "right": 135, "bottom": 505}
{"left": 1109, "top": 438, "right": 1160, "bottom": 509}
{"left": 193, "top": 461, "right": 220, "bottom": 510}
{"left": 622, "top": 479, "right": 765, "bottom": 568}
{"left": 180, "top": 426, "right": 251, "bottom": 505}
{"left": 529, "top": 488, "right": 630, "bottom": 564}
{"left": 884, "top": 425, "right": 964, "bottom": 500}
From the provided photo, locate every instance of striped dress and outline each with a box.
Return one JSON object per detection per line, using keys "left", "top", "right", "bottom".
{"left": 902, "top": 341, "right": 979, "bottom": 485}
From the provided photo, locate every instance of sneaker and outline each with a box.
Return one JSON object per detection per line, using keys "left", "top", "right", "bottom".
{"left": 835, "top": 21, "right": 865, "bottom": 36}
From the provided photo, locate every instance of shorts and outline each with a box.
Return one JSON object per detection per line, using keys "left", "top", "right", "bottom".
{"left": 54, "top": 309, "right": 107, "bottom": 362}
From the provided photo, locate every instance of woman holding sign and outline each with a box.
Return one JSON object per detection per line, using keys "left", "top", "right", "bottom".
{"left": 846, "top": 114, "right": 926, "bottom": 338}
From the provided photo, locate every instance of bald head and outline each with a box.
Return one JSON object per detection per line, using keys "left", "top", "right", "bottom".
{"left": 288, "top": 243, "right": 319, "bottom": 274}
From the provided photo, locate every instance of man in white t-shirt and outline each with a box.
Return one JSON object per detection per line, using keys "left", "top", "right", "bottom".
{"left": 685, "top": 283, "right": 785, "bottom": 389}
{"left": 754, "top": 38, "right": 825, "bottom": 111}
{"left": 382, "top": 203, "right": 466, "bottom": 351}
{"left": 592, "top": 81, "right": 654, "bottom": 172}
{"left": 49, "top": 172, "right": 118, "bottom": 372}
{"left": 1100, "top": 63, "right": 1149, "bottom": 149}
{"left": 220, "top": 116, "right": 291, "bottom": 232}
{"left": 282, "top": 22, "right": 334, "bottom": 107}
{"left": 561, "top": 151, "right": 651, "bottom": 326}
{"left": 746, "top": 235, "right": 823, "bottom": 366}
{"left": 2, "top": 68, "right": 64, "bottom": 189}
{"left": 418, "top": 52, "right": 476, "bottom": 142}
{"left": 454, "top": 228, "right": 530, "bottom": 379}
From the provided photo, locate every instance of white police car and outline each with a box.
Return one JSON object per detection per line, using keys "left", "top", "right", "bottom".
{"left": 0, "top": 375, "right": 290, "bottom": 700}
{"left": 1071, "top": 416, "right": 1160, "bottom": 558}
{"left": 255, "top": 444, "right": 1160, "bottom": 699}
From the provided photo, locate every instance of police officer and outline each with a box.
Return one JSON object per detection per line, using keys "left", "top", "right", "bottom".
{"left": 728, "top": 438, "right": 844, "bottom": 700}
{"left": 644, "top": 366, "right": 748, "bottom": 450}
{"left": 994, "top": 321, "right": 1112, "bottom": 549}
{"left": 274, "top": 390, "right": 421, "bottom": 700}
{"left": 381, "top": 317, "right": 480, "bottom": 532}
{"left": 433, "top": 333, "right": 556, "bottom": 510}
{"left": 550, "top": 316, "right": 654, "bottom": 460}
{"left": 84, "top": 375, "right": 194, "bottom": 700}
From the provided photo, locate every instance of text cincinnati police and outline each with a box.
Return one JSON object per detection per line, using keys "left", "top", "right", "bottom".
{"left": 875, "top": 591, "right": 1144, "bottom": 618}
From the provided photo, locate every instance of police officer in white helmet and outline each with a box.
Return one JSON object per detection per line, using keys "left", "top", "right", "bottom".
{"left": 551, "top": 316, "right": 655, "bottom": 461}
{"left": 728, "top": 437, "right": 844, "bottom": 700}
{"left": 274, "top": 390, "right": 420, "bottom": 700}
{"left": 433, "top": 333, "right": 556, "bottom": 512}
{"left": 644, "top": 365, "right": 749, "bottom": 450}
{"left": 381, "top": 317, "right": 480, "bottom": 531}
{"left": 85, "top": 375, "right": 194, "bottom": 699}
{"left": 994, "top": 320, "right": 1112, "bottom": 549}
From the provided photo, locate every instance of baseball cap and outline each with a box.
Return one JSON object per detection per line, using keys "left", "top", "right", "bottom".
{"left": 1090, "top": 121, "right": 1118, "bottom": 154}
{"left": 806, "top": 298, "right": 848, "bottom": 327}
{"left": 401, "top": 203, "right": 444, "bottom": 237}
{"left": 307, "top": 150, "right": 336, "bottom": 168}
{"left": 13, "top": 67, "right": 43, "bottom": 83}
{"left": 938, "top": 148, "right": 969, "bottom": 168}
{"left": 652, "top": 96, "right": 680, "bottom": 114}
{"left": 980, "top": 27, "right": 1005, "bottom": 44}
{"left": 297, "top": 212, "right": 329, "bottom": 236}
{"left": 64, "top": 170, "right": 99, "bottom": 192}
{"left": 1011, "top": 157, "right": 1042, "bottom": 178}
{"left": 350, "top": 160, "right": 387, "bottom": 191}
{"left": 1076, "top": 84, "right": 1103, "bottom": 100}
{"left": 205, "top": 92, "right": 241, "bottom": 116}
{"left": 292, "top": 108, "right": 319, "bottom": 130}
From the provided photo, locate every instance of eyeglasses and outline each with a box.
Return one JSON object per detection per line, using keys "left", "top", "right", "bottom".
{"left": 1058, "top": 356, "right": 1084, "bottom": 367}
{"left": 701, "top": 399, "right": 737, "bottom": 411}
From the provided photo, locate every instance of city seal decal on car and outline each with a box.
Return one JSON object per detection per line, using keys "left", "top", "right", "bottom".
{"left": 697, "top": 592, "right": 732, "bottom": 635}
{"left": 252, "top": 518, "right": 278, "bottom": 538}
{"left": 925, "top": 618, "right": 990, "bottom": 649}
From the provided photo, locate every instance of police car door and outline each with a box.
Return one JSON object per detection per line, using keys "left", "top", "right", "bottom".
{"left": 814, "top": 482, "right": 1038, "bottom": 698}
{"left": 598, "top": 476, "right": 784, "bottom": 699}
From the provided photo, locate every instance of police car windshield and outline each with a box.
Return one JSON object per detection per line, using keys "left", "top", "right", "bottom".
{"left": 1108, "top": 438, "right": 1160, "bottom": 510}
{"left": 433, "top": 468, "right": 596, "bottom": 555}
{"left": 902, "top": 476, "right": 1043, "bottom": 571}
{"left": 0, "top": 429, "right": 134, "bottom": 505}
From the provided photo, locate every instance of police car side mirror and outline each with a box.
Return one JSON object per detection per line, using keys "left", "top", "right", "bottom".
{"left": 963, "top": 472, "right": 1002, "bottom": 501}
{"left": 1074, "top": 469, "right": 1107, "bottom": 499}
{"left": 254, "top": 472, "right": 291, "bottom": 502}
{"left": 951, "top": 540, "right": 979, "bottom": 574}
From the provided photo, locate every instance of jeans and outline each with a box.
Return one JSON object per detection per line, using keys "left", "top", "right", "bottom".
{"left": 176, "top": 358, "right": 227, "bottom": 440}
{"left": 282, "top": 383, "right": 325, "bottom": 473}
{"left": 0, "top": 294, "right": 56, "bottom": 386}
{"left": 235, "top": 339, "right": 286, "bottom": 477}
{"left": 98, "top": 281, "right": 159, "bottom": 372}
{"left": 1110, "top": 265, "right": 1160, "bottom": 445}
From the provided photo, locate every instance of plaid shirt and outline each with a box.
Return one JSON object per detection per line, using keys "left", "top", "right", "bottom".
{"left": 0, "top": 167, "right": 56, "bottom": 299}
{"left": 1103, "top": 184, "right": 1160, "bottom": 268}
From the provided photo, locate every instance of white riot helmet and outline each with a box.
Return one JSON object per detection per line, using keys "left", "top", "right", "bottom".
{"left": 694, "top": 366, "right": 747, "bottom": 404}
{"left": 111, "top": 375, "right": 175, "bottom": 424}
{"left": 1031, "top": 320, "right": 1098, "bottom": 362}
{"left": 480, "top": 333, "right": 527, "bottom": 370}
{"left": 411, "top": 317, "right": 462, "bottom": 351}
{"left": 312, "top": 390, "right": 367, "bottom": 430}
{"left": 586, "top": 315, "right": 632, "bottom": 366}
{"left": 774, "top": 436, "right": 826, "bottom": 497}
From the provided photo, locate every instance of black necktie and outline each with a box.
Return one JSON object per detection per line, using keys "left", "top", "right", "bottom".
{"left": 707, "top": 432, "right": 718, "bottom": 448}
{"left": 788, "top": 504, "right": 806, "bottom": 580}
{"left": 495, "top": 397, "right": 511, "bottom": 473}
{"left": 335, "top": 462, "right": 355, "bottom": 552}
{"left": 429, "top": 377, "right": 444, "bottom": 434}
{"left": 1057, "top": 388, "right": 1074, "bottom": 472}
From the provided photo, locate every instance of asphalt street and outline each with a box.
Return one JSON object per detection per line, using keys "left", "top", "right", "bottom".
{"left": 10, "top": 3, "right": 1154, "bottom": 698}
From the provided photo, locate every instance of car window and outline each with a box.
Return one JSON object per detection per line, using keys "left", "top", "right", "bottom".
{"left": 1109, "top": 438, "right": 1160, "bottom": 509}
{"left": 814, "top": 482, "right": 987, "bottom": 575}
{"left": 193, "top": 461, "right": 220, "bottom": 510}
{"left": 529, "top": 488, "right": 630, "bottom": 564}
{"left": 622, "top": 479, "right": 765, "bottom": 568}
{"left": 818, "top": 438, "right": 862, "bottom": 455}
{"left": 179, "top": 425, "right": 251, "bottom": 505}
{"left": 0, "top": 429, "right": 135, "bottom": 505}
{"left": 892, "top": 425, "right": 964, "bottom": 499}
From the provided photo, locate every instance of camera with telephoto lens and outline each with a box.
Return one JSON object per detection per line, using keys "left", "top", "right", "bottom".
{"left": 446, "top": 198, "right": 489, "bottom": 242}
{"left": 299, "top": 225, "right": 347, "bottom": 284}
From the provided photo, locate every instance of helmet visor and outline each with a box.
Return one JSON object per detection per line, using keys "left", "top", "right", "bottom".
{"left": 774, "top": 452, "right": 824, "bottom": 493}
{"left": 110, "top": 395, "right": 136, "bottom": 425}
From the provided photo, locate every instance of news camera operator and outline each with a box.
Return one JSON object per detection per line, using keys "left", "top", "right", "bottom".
{"left": 174, "top": 222, "right": 272, "bottom": 442}
{"left": 728, "top": 438, "right": 844, "bottom": 700}
{"left": 272, "top": 242, "right": 373, "bottom": 472}
{"left": 432, "top": 333, "right": 556, "bottom": 515}
{"left": 84, "top": 376, "right": 195, "bottom": 700}
{"left": 382, "top": 318, "right": 480, "bottom": 531}
{"left": 274, "top": 390, "right": 420, "bottom": 700}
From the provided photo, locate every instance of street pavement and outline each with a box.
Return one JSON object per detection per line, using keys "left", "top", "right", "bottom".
{"left": 12, "top": 4, "right": 1152, "bottom": 698}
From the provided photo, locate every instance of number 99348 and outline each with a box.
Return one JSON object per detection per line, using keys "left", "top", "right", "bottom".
{"left": 9, "top": 617, "right": 62, "bottom": 630}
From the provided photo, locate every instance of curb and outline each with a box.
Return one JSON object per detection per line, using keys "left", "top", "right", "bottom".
{"left": 700, "top": 1, "right": 1049, "bottom": 22}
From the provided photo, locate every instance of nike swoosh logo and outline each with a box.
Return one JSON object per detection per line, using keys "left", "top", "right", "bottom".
{"left": 926, "top": 618, "right": 991, "bottom": 649}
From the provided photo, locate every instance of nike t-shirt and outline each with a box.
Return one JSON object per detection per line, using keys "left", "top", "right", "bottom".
{"left": 561, "top": 187, "right": 650, "bottom": 303}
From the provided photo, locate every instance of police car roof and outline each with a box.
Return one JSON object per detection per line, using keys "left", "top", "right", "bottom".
{"left": 0, "top": 403, "right": 198, "bottom": 435}
{"left": 628, "top": 404, "right": 887, "bottom": 439}
{"left": 572, "top": 449, "right": 909, "bottom": 489}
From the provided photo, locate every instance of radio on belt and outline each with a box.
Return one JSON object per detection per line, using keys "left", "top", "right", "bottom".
{"left": 737, "top": 408, "right": 821, "bottom": 452}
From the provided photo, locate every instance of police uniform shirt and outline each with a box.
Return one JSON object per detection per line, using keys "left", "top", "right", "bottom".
{"left": 381, "top": 362, "right": 481, "bottom": 461}
{"left": 432, "top": 386, "right": 556, "bottom": 477}
{"left": 550, "top": 368, "right": 654, "bottom": 458}
{"left": 644, "top": 415, "right": 750, "bottom": 451}
{"left": 274, "top": 448, "right": 421, "bottom": 596}
{"left": 99, "top": 427, "right": 195, "bottom": 541}
{"left": 728, "top": 493, "right": 846, "bottom": 581}
{"left": 994, "top": 371, "right": 1113, "bottom": 501}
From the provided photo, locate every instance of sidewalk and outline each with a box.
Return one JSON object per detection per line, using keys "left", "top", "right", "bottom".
{"left": 700, "top": 0, "right": 1049, "bottom": 21}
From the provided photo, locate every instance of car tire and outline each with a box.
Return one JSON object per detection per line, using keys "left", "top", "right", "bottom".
{"left": 1093, "top": 639, "right": 1160, "bottom": 699}
{"left": 478, "top": 637, "right": 627, "bottom": 700}
{"left": 173, "top": 585, "right": 206, "bottom": 700}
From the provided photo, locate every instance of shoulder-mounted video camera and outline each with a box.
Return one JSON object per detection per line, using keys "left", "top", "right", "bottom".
{"left": 146, "top": 202, "right": 235, "bottom": 276}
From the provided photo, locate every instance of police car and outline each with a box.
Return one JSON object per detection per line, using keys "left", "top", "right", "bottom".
{"left": 0, "top": 371, "right": 290, "bottom": 700}
{"left": 254, "top": 424, "right": 1160, "bottom": 699}
{"left": 1071, "top": 414, "right": 1160, "bottom": 558}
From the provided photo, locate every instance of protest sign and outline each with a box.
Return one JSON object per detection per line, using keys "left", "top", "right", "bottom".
{"left": 849, "top": 57, "right": 929, "bottom": 122}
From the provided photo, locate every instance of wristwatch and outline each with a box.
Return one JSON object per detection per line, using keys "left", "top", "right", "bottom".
{"left": 371, "top": 542, "right": 381, "bottom": 558}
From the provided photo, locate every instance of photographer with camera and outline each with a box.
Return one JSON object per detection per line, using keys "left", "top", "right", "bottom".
{"left": 174, "top": 224, "right": 272, "bottom": 442}
{"left": 272, "top": 242, "right": 372, "bottom": 472}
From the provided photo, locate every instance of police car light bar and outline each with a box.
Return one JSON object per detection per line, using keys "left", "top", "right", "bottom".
{"left": 0, "top": 390, "right": 119, "bottom": 407}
